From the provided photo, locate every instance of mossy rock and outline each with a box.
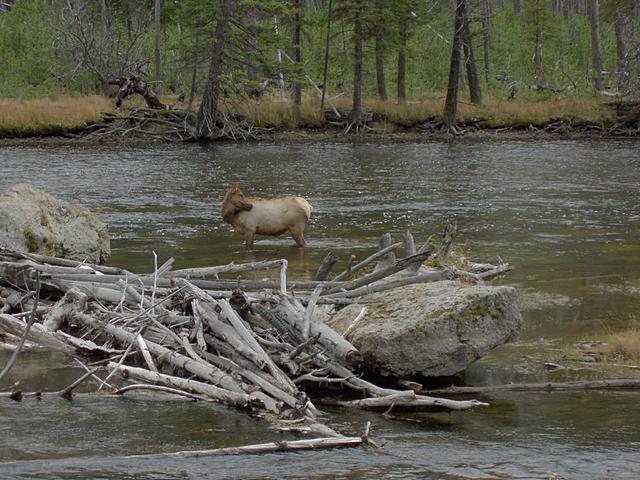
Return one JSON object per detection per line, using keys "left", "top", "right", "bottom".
{"left": 0, "top": 183, "right": 110, "bottom": 263}
{"left": 325, "top": 280, "right": 522, "bottom": 378}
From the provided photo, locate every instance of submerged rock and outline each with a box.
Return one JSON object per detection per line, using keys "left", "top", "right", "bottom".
{"left": 0, "top": 184, "right": 110, "bottom": 264}
{"left": 325, "top": 280, "right": 522, "bottom": 378}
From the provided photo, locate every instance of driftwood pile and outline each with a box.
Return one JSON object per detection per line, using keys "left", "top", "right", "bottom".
{"left": 87, "top": 108, "right": 195, "bottom": 142}
{"left": 0, "top": 228, "right": 511, "bottom": 450}
{"left": 87, "top": 107, "right": 270, "bottom": 142}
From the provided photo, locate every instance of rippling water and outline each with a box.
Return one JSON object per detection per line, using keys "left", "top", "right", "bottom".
{"left": 1, "top": 139, "right": 639, "bottom": 479}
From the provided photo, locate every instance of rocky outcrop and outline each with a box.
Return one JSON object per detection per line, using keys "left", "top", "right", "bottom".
{"left": 325, "top": 280, "right": 521, "bottom": 378}
{"left": 0, "top": 184, "right": 110, "bottom": 264}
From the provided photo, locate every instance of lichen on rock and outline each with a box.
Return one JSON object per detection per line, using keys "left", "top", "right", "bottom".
{"left": 325, "top": 280, "right": 522, "bottom": 378}
{"left": 0, "top": 184, "right": 110, "bottom": 264}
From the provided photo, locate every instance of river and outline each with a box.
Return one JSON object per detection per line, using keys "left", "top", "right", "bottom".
{"left": 1, "top": 139, "right": 639, "bottom": 479}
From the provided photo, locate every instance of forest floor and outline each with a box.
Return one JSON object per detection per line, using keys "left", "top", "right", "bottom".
{"left": 0, "top": 94, "right": 638, "bottom": 143}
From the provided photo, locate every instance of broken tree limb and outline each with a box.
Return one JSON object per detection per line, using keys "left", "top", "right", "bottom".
{"left": 373, "top": 233, "right": 396, "bottom": 273}
{"left": 122, "top": 435, "right": 366, "bottom": 459}
{"left": 434, "top": 223, "right": 457, "bottom": 263}
{"left": 449, "top": 264, "right": 513, "bottom": 284}
{"left": 73, "top": 310, "right": 251, "bottom": 396}
{"left": 324, "top": 250, "right": 433, "bottom": 296}
{"left": 194, "top": 347, "right": 298, "bottom": 412}
{"left": 43, "top": 288, "right": 87, "bottom": 332}
{"left": 0, "top": 273, "right": 40, "bottom": 382}
{"left": 324, "top": 270, "right": 449, "bottom": 300}
{"left": 108, "top": 76, "right": 165, "bottom": 109}
{"left": 315, "top": 252, "right": 339, "bottom": 281}
{"left": 0, "top": 313, "right": 75, "bottom": 353}
{"left": 342, "top": 306, "right": 366, "bottom": 339}
{"left": 333, "top": 242, "right": 403, "bottom": 282}
{"left": 327, "top": 392, "right": 489, "bottom": 412}
{"left": 277, "top": 295, "right": 362, "bottom": 367}
{"left": 0, "top": 248, "right": 130, "bottom": 276}
{"left": 56, "top": 367, "right": 101, "bottom": 400}
{"left": 108, "top": 362, "right": 254, "bottom": 408}
{"left": 166, "top": 259, "right": 288, "bottom": 279}
{"left": 302, "top": 286, "right": 323, "bottom": 339}
{"left": 217, "top": 299, "right": 302, "bottom": 399}
{"left": 136, "top": 334, "right": 159, "bottom": 373}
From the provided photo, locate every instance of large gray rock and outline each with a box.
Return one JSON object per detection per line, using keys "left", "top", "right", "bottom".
{"left": 325, "top": 280, "right": 521, "bottom": 378}
{"left": 0, "top": 184, "right": 110, "bottom": 264}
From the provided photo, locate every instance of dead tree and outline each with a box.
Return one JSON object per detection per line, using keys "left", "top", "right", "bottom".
{"left": 48, "top": 2, "right": 150, "bottom": 87}
{"left": 108, "top": 76, "right": 165, "bottom": 109}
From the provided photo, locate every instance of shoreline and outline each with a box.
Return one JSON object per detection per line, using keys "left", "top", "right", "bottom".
{"left": 1, "top": 123, "right": 639, "bottom": 148}
{"left": 2, "top": 95, "right": 637, "bottom": 146}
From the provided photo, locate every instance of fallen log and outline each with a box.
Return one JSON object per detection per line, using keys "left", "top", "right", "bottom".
{"left": 422, "top": 378, "right": 640, "bottom": 395}
{"left": 122, "top": 434, "right": 368, "bottom": 459}
{"left": 0, "top": 313, "right": 75, "bottom": 353}
{"left": 327, "top": 391, "right": 489, "bottom": 412}
{"left": 107, "top": 363, "right": 256, "bottom": 409}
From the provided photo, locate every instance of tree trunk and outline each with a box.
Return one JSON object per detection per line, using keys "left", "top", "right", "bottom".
{"left": 481, "top": 0, "right": 491, "bottom": 84}
{"left": 154, "top": 0, "right": 162, "bottom": 98}
{"left": 512, "top": 0, "right": 522, "bottom": 14}
{"left": 461, "top": 12, "right": 481, "bottom": 104}
{"left": 187, "top": 32, "right": 199, "bottom": 112}
{"left": 351, "top": 2, "right": 364, "bottom": 121}
{"left": 444, "top": 0, "right": 465, "bottom": 129}
{"left": 293, "top": 0, "right": 303, "bottom": 109}
{"left": 375, "top": 30, "right": 387, "bottom": 100}
{"left": 614, "top": 12, "right": 628, "bottom": 92}
{"left": 196, "top": 0, "right": 232, "bottom": 139}
{"left": 588, "top": 0, "right": 602, "bottom": 91}
{"left": 320, "top": 0, "right": 333, "bottom": 112}
{"left": 532, "top": 0, "right": 544, "bottom": 85}
{"left": 374, "top": 0, "right": 387, "bottom": 101}
{"left": 245, "top": 12, "right": 260, "bottom": 82}
{"left": 397, "top": 29, "right": 407, "bottom": 102}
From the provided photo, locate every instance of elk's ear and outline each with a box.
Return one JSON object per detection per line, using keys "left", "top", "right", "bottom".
{"left": 232, "top": 184, "right": 240, "bottom": 192}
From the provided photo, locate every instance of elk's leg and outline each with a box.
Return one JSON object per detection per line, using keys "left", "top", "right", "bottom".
{"left": 244, "top": 230, "right": 256, "bottom": 248}
{"left": 290, "top": 225, "right": 306, "bottom": 247}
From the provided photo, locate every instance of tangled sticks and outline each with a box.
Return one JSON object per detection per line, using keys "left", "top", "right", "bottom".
{"left": 0, "top": 229, "right": 507, "bottom": 448}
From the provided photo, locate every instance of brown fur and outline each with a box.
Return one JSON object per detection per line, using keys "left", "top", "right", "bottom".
{"left": 220, "top": 185, "right": 312, "bottom": 247}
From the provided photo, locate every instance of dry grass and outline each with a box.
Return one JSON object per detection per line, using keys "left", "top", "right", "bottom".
{"left": 0, "top": 96, "right": 113, "bottom": 132}
{"left": 363, "top": 96, "right": 613, "bottom": 125}
{"left": 0, "top": 93, "right": 616, "bottom": 134}
{"left": 226, "top": 94, "right": 614, "bottom": 129}
{"left": 227, "top": 96, "right": 324, "bottom": 128}
{"left": 603, "top": 330, "right": 640, "bottom": 363}
{"left": 474, "top": 97, "right": 615, "bottom": 125}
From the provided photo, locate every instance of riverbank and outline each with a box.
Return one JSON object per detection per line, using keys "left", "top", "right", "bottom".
{"left": 1, "top": 94, "right": 637, "bottom": 143}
